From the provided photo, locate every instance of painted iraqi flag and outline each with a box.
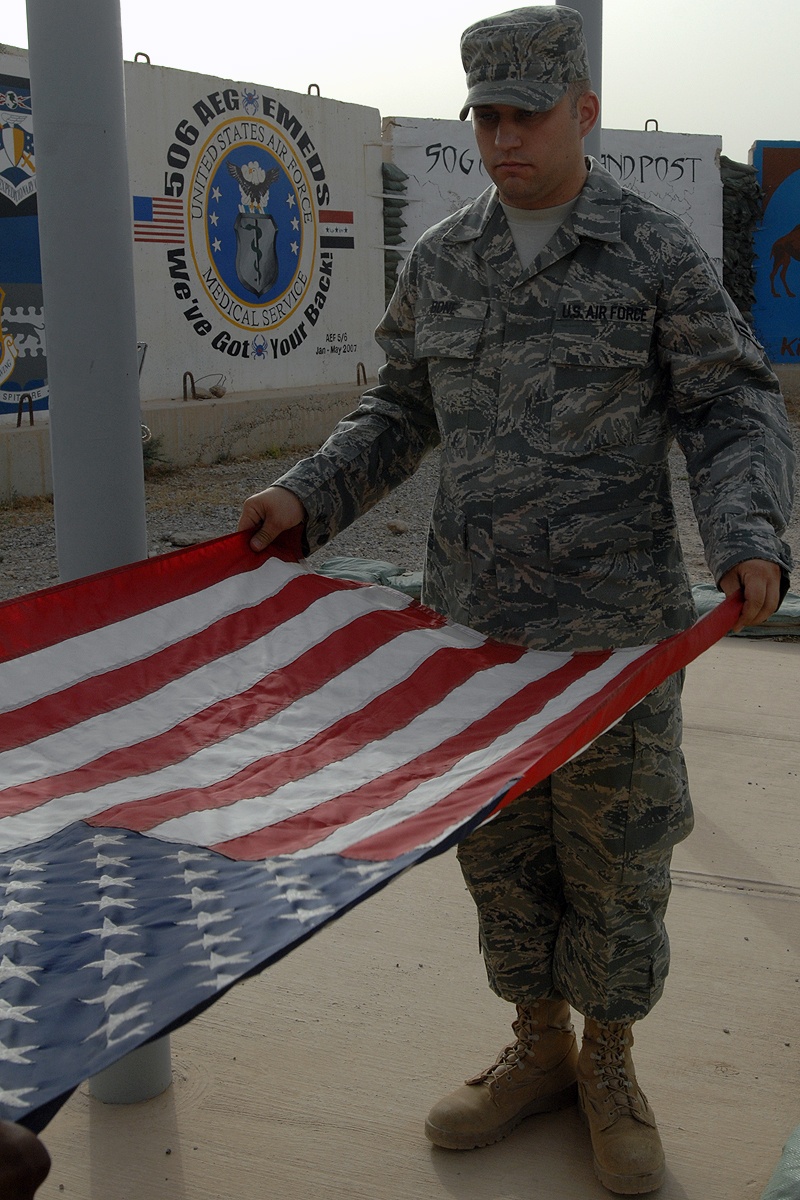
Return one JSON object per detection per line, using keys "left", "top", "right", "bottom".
{"left": 319, "top": 208, "right": 355, "bottom": 249}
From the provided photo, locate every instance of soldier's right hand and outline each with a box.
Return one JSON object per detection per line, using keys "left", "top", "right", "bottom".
{"left": 237, "top": 485, "right": 306, "bottom": 553}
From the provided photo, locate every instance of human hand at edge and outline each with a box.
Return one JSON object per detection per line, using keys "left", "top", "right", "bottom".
{"left": 0, "top": 1120, "right": 51, "bottom": 1200}
{"left": 718, "top": 558, "right": 782, "bottom": 632}
{"left": 237, "top": 485, "right": 306, "bottom": 553}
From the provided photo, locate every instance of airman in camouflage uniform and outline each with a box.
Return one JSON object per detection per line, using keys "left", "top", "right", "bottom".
{"left": 239, "top": 7, "right": 794, "bottom": 1193}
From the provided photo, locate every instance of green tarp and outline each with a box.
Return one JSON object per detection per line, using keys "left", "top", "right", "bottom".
{"left": 692, "top": 584, "right": 800, "bottom": 638}
{"left": 761, "top": 1124, "right": 800, "bottom": 1200}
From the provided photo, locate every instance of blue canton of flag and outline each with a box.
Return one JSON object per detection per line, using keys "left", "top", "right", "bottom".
{"left": 0, "top": 822, "right": 409, "bottom": 1122}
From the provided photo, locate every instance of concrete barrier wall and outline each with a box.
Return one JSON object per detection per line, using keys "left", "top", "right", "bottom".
{"left": 1, "top": 45, "right": 385, "bottom": 498}
{"left": 0, "top": 382, "right": 363, "bottom": 499}
{"left": 0, "top": 47, "right": 46, "bottom": 426}
{"left": 381, "top": 118, "right": 723, "bottom": 267}
{"left": 601, "top": 129, "right": 723, "bottom": 274}
{"left": 1, "top": 420, "right": 51, "bottom": 499}
{"left": 125, "top": 63, "right": 385, "bottom": 402}
{"left": 141, "top": 384, "right": 363, "bottom": 468}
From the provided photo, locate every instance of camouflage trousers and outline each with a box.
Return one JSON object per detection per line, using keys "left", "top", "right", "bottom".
{"left": 456, "top": 673, "right": 692, "bottom": 1023}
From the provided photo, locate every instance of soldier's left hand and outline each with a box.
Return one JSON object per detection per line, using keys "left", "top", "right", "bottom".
{"left": 718, "top": 558, "right": 783, "bottom": 632}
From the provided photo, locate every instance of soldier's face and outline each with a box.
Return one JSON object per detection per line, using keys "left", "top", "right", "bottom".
{"left": 471, "top": 93, "right": 597, "bottom": 209}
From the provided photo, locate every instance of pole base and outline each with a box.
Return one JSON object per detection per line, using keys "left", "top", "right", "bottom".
{"left": 88, "top": 1036, "right": 172, "bottom": 1104}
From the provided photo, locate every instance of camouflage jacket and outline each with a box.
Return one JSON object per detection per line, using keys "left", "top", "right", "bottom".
{"left": 277, "top": 161, "right": 794, "bottom": 651}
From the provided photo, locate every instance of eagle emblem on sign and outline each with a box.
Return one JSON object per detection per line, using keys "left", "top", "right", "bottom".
{"left": 227, "top": 160, "right": 281, "bottom": 298}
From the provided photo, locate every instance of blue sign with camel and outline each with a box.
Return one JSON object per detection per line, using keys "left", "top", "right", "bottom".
{"left": 752, "top": 141, "right": 800, "bottom": 364}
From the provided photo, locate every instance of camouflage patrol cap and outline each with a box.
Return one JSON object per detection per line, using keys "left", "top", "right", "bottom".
{"left": 459, "top": 6, "right": 590, "bottom": 120}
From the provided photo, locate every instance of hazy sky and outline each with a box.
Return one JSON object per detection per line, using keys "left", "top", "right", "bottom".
{"left": 4, "top": 0, "right": 798, "bottom": 163}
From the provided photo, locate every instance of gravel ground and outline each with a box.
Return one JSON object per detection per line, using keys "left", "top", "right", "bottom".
{"left": 2, "top": 417, "right": 799, "bottom": 605}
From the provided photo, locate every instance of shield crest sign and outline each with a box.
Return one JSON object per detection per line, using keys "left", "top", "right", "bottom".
{"left": 233, "top": 212, "right": 279, "bottom": 298}
{"left": 0, "top": 124, "right": 26, "bottom": 170}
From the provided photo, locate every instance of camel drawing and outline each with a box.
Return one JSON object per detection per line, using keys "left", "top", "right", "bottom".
{"left": 770, "top": 223, "right": 800, "bottom": 298}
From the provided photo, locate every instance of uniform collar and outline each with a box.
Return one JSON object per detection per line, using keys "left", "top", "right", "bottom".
{"left": 444, "top": 158, "right": 624, "bottom": 247}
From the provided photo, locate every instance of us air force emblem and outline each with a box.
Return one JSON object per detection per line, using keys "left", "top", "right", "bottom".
{"left": 188, "top": 115, "right": 315, "bottom": 334}
{"left": 227, "top": 161, "right": 280, "bottom": 297}
{"left": 160, "top": 90, "right": 342, "bottom": 360}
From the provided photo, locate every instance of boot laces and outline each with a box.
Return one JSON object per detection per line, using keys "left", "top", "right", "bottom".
{"left": 590, "top": 1025, "right": 639, "bottom": 1117}
{"left": 468, "top": 1015, "right": 541, "bottom": 1086}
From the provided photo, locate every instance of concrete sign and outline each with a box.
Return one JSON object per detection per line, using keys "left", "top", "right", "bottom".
{"left": 600, "top": 129, "right": 723, "bottom": 274}
{"left": 751, "top": 141, "right": 800, "bottom": 364}
{"left": 126, "top": 64, "right": 384, "bottom": 401}
{"left": 0, "top": 50, "right": 385, "bottom": 411}
{"left": 381, "top": 116, "right": 489, "bottom": 252}
{"left": 0, "top": 50, "right": 48, "bottom": 420}
{"left": 383, "top": 118, "right": 722, "bottom": 272}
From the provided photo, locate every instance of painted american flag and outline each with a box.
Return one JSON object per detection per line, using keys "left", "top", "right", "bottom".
{"left": 132, "top": 195, "right": 184, "bottom": 244}
{"left": 0, "top": 530, "right": 737, "bottom": 1125}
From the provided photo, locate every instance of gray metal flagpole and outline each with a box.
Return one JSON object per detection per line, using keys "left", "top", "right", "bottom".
{"left": 25, "top": 0, "right": 171, "bottom": 1103}
{"left": 25, "top": 0, "right": 147, "bottom": 581}
{"left": 565, "top": 0, "right": 603, "bottom": 159}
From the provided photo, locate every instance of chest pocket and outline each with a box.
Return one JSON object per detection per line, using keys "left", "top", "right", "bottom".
{"left": 414, "top": 300, "right": 488, "bottom": 360}
{"left": 414, "top": 300, "right": 489, "bottom": 433}
{"left": 551, "top": 313, "right": 654, "bottom": 368}
{"left": 549, "top": 313, "right": 658, "bottom": 452}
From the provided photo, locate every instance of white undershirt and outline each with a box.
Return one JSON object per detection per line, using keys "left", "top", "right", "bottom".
{"left": 500, "top": 197, "right": 579, "bottom": 269}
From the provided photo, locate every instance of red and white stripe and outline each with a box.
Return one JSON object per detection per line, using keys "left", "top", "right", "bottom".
{"left": 0, "top": 532, "right": 739, "bottom": 864}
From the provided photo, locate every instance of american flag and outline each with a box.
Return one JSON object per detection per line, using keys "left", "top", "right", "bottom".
{"left": 132, "top": 195, "right": 184, "bottom": 244}
{"left": 0, "top": 531, "right": 737, "bottom": 1125}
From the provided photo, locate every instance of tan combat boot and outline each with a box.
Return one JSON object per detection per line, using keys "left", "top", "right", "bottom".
{"left": 424, "top": 998, "right": 578, "bottom": 1149}
{"left": 577, "top": 1018, "right": 665, "bottom": 1195}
